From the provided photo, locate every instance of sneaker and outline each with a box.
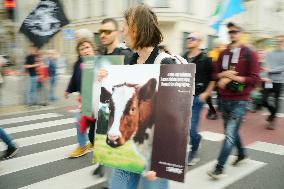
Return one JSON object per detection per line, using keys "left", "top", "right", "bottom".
{"left": 232, "top": 155, "right": 248, "bottom": 166}
{"left": 206, "top": 112, "right": 218, "bottom": 120}
{"left": 86, "top": 142, "right": 94, "bottom": 151}
{"left": 68, "top": 146, "right": 88, "bottom": 158}
{"left": 266, "top": 121, "right": 276, "bottom": 130}
{"left": 2, "top": 146, "right": 19, "bottom": 160}
{"left": 207, "top": 168, "right": 225, "bottom": 180}
{"left": 93, "top": 165, "right": 105, "bottom": 177}
{"left": 187, "top": 151, "right": 200, "bottom": 166}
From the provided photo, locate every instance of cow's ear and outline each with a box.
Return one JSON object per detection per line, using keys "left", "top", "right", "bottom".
{"left": 100, "top": 87, "right": 111, "bottom": 103}
{"left": 138, "top": 78, "right": 157, "bottom": 100}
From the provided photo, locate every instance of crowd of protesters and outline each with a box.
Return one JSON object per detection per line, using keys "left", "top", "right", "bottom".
{"left": 64, "top": 4, "right": 283, "bottom": 189}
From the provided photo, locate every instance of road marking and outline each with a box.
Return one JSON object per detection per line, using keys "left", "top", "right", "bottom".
{"left": 170, "top": 156, "right": 266, "bottom": 189}
{"left": 0, "top": 144, "right": 79, "bottom": 176}
{"left": 19, "top": 166, "right": 106, "bottom": 189}
{"left": 0, "top": 106, "right": 57, "bottom": 116}
{"left": 200, "top": 131, "right": 224, "bottom": 142}
{"left": 4, "top": 118, "right": 76, "bottom": 134}
{"left": 68, "top": 109, "right": 80, "bottom": 113}
{"left": 247, "top": 141, "right": 284, "bottom": 155}
{"left": 261, "top": 112, "right": 284, "bottom": 117}
{"left": 0, "top": 113, "right": 62, "bottom": 125}
{"left": 0, "top": 129, "right": 76, "bottom": 151}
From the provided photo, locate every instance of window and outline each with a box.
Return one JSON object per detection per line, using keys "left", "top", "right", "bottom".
{"left": 186, "top": 0, "right": 193, "bottom": 14}
{"left": 154, "top": 0, "right": 169, "bottom": 8}
{"left": 126, "top": 0, "right": 143, "bottom": 8}
{"left": 87, "top": 0, "right": 92, "bottom": 18}
{"left": 100, "top": 0, "right": 106, "bottom": 16}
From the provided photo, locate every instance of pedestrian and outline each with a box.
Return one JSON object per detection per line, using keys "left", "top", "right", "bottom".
{"left": 99, "top": 18, "right": 133, "bottom": 64}
{"left": 182, "top": 32, "right": 216, "bottom": 166}
{"left": 261, "top": 35, "right": 284, "bottom": 129}
{"left": 207, "top": 38, "right": 226, "bottom": 119}
{"left": 92, "top": 18, "right": 134, "bottom": 178}
{"left": 207, "top": 22, "right": 260, "bottom": 179}
{"left": 45, "top": 50, "right": 58, "bottom": 101}
{"left": 24, "top": 46, "right": 40, "bottom": 106}
{"left": 0, "top": 128, "right": 19, "bottom": 159}
{"left": 36, "top": 55, "right": 49, "bottom": 106}
{"left": 65, "top": 37, "right": 97, "bottom": 158}
{"left": 98, "top": 4, "right": 176, "bottom": 189}
{"left": 0, "top": 56, "right": 5, "bottom": 106}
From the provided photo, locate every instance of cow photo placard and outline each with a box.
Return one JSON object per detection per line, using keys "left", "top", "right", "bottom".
{"left": 93, "top": 64, "right": 196, "bottom": 182}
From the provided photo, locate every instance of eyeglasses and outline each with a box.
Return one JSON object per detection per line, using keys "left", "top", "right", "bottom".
{"left": 99, "top": 29, "right": 116, "bottom": 35}
{"left": 187, "top": 36, "right": 197, "bottom": 41}
{"left": 228, "top": 30, "right": 240, "bottom": 34}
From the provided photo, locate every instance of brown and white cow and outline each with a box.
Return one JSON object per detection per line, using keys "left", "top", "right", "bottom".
{"left": 100, "top": 78, "right": 157, "bottom": 148}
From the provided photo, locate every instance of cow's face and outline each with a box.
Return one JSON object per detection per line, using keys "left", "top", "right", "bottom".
{"left": 101, "top": 78, "right": 157, "bottom": 148}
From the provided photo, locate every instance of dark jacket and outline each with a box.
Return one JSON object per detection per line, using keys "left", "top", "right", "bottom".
{"left": 129, "top": 47, "right": 175, "bottom": 65}
{"left": 104, "top": 47, "right": 133, "bottom": 65}
{"left": 66, "top": 56, "right": 82, "bottom": 93}
{"left": 25, "top": 54, "right": 37, "bottom": 77}
{"left": 182, "top": 51, "right": 214, "bottom": 95}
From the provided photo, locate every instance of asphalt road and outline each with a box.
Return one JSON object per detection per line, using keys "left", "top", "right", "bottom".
{"left": 0, "top": 106, "right": 283, "bottom": 189}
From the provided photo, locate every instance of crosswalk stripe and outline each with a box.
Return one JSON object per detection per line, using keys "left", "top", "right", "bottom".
{"left": 4, "top": 118, "right": 76, "bottom": 134}
{"left": 0, "top": 144, "right": 79, "bottom": 176}
{"left": 200, "top": 131, "right": 224, "bottom": 142}
{"left": 247, "top": 141, "right": 284, "bottom": 155}
{"left": 261, "top": 112, "right": 284, "bottom": 117}
{"left": 68, "top": 109, "right": 80, "bottom": 113}
{"left": 19, "top": 166, "right": 106, "bottom": 189}
{"left": 0, "top": 113, "right": 62, "bottom": 125}
{"left": 0, "top": 129, "right": 76, "bottom": 151}
{"left": 170, "top": 156, "right": 266, "bottom": 189}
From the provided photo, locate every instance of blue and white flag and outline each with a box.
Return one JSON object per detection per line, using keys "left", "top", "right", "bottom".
{"left": 210, "top": 0, "right": 245, "bottom": 32}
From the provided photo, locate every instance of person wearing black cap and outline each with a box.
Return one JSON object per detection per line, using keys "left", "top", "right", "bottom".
{"left": 207, "top": 22, "right": 260, "bottom": 179}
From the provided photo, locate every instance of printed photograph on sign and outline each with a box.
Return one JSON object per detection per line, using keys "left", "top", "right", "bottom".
{"left": 94, "top": 64, "right": 160, "bottom": 173}
{"left": 93, "top": 64, "right": 195, "bottom": 182}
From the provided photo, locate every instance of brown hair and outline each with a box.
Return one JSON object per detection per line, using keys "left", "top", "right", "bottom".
{"left": 227, "top": 22, "right": 242, "bottom": 31}
{"left": 124, "top": 4, "right": 163, "bottom": 50}
{"left": 101, "top": 18, "right": 119, "bottom": 30}
{"left": 76, "top": 38, "right": 96, "bottom": 55}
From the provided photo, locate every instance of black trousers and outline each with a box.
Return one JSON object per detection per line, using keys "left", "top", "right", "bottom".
{"left": 88, "top": 120, "right": 96, "bottom": 145}
{"left": 207, "top": 96, "right": 217, "bottom": 114}
{"left": 262, "top": 83, "right": 283, "bottom": 121}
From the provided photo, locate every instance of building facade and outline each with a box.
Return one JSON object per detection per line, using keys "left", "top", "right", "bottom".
{"left": 5, "top": 0, "right": 284, "bottom": 66}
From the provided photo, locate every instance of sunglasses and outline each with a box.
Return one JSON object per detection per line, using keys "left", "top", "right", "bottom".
{"left": 187, "top": 36, "right": 198, "bottom": 41}
{"left": 228, "top": 30, "right": 240, "bottom": 34}
{"left": 99, "top": 29, "right": 116, "bottom": 35}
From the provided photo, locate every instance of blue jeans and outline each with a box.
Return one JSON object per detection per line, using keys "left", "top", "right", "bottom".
{"left": 190, "top": 96, "right": 204, "bottom": 152}
{"left": 0, "top": 128, "right": 16, "bottom": 148}
{"left": 49, "top": 76, "right": 57, "bottom": 100}
{"left": 27, "top": 76, "right": 38, "bottom": 105}
{"left": 217, "top": 100, "right": 248, "bottom": 169}
{"left": 75, "top": 112, "right": 88, "bottom": 147}
{"left": 109, "top": 169, "right": 168, "bottom": 189}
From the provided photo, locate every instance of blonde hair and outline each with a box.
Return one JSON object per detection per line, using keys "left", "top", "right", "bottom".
{"left": 76, "top": 38, "right": 96, "bottom": 55}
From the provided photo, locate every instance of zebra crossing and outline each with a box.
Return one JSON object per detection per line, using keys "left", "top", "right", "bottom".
{"left": 1, "top": 108, "right": 284, "bottom": 189}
